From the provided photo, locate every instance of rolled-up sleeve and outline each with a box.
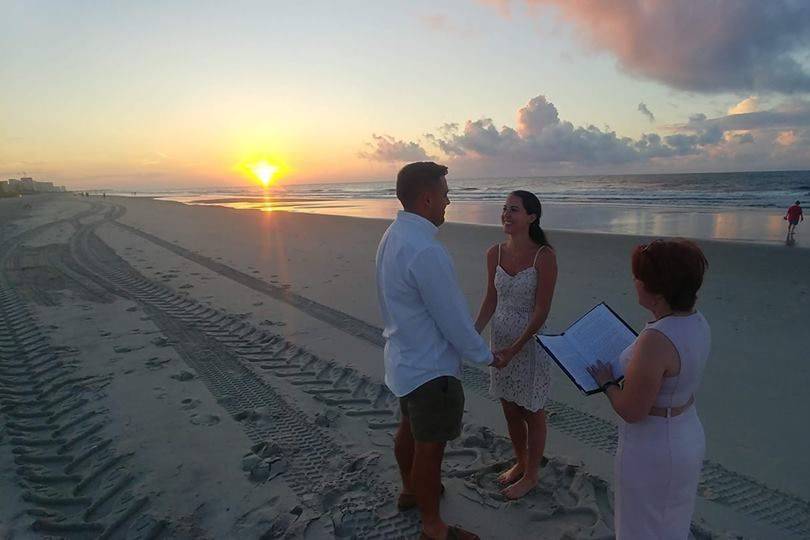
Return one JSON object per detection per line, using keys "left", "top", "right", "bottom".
{"left": 409, "top": 246, "right": 493, "bottom": 365}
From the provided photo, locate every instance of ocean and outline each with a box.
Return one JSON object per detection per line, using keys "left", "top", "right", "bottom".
{"left": 103, "top": 170, "right": 810, "bottom": 246}
{"left": 108, "top": 170, "right": 810, "bottom": 209}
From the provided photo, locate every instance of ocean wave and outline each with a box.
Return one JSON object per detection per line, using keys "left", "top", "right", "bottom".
{"left": 131, "top": 170, "right": 810, "bottom": 211}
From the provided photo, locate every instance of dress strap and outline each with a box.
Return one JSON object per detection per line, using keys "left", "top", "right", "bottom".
{"left": 497, "top": 243, "right": 502, "bottom": 265}
{"left": 532, "top": 245, "right": 546, "bottom": 266}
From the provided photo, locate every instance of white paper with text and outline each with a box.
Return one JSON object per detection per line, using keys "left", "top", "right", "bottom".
{"left": 537, "top": 303, "right": 636, "bottom": 394}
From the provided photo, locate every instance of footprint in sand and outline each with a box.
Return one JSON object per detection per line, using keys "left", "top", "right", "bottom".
{"left": 190, "top": 413, "right": 220, "bottom": 426}
{"left": 145, "top": 357, "right": 171, "bottom": 370}
{"left": 180, "top": 398, "right": 201, "bottom": 410}
{"left": 170, "top": 370, "right": 196, "bottom": 381}
{"left": 150, "top": 336, "right": 170, "bottom": 347}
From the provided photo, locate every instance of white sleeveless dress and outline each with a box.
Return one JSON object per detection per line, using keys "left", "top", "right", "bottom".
{"left": 489, "top": 245, "right": 551, "bottom": 412}
{"left": 615, "top": 312, "right": 710, "bottom": 539}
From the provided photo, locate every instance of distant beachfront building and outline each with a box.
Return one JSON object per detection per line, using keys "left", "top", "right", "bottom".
{"left": 19, "top": 177, "right": 35, "bottom": 193}
{"left": 33, "top": 180, "right": 55, "bottom": 192}
{"left": 1, "top": 177, "right": 65, "bottom": 195}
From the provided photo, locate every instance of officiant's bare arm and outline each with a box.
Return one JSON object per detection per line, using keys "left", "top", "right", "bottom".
{"left": 601, "top": 330, "right": 674, "bottom": 423}
{"left": 474, "top": 245, "right": 499, "bottom": 333}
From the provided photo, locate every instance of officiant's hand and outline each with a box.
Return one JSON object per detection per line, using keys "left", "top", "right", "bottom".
{"left": 586, "top": 360, "right": 614, "bottom": 388}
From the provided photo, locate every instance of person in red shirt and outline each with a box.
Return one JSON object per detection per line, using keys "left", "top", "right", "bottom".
{"left": 785, "top": 201, "right": 804, "bottom": 235}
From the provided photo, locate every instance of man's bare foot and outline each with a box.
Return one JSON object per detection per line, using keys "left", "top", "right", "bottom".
{"left": 497, "top": 463, "right": 523, "bottom": 485}
{"left": 501, "top": 475, "right": 538, "bottom": 499}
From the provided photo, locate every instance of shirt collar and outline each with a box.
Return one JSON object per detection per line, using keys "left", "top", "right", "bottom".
{"left": 396, "top": 210, "right": 438, "bottom": 236}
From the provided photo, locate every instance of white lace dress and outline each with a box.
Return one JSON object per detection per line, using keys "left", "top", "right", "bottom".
{"left": 489, "top": 247, "right": 551, "bottom": 412}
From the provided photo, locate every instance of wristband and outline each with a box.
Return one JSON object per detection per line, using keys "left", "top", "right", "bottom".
{"left": 601, "top": 380, "right": 620, "bottom": 392}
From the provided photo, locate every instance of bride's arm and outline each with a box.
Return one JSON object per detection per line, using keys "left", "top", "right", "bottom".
{"left": 474, "top": 245, "right": 499, "bottom": 333}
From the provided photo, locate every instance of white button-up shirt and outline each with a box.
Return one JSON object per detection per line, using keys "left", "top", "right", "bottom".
{"left": 376, "top": 211, "right": 493, "bottom": 397}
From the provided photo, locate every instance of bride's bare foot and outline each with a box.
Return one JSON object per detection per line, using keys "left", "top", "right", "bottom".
{"left": 497, "top": 463, "right": 523, "bottom": 485}
{"left": 501, "top": 475, "right": 538, "bottom": 500}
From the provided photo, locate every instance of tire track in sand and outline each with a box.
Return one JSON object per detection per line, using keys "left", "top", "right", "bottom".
{"left": 110, "top": 204, "right": 810, "bottom": 538}
{"left": 0, "top": 207, "right": 165, "bottom": 539}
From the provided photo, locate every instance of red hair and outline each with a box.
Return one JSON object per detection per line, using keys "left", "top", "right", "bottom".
{"left": 632, "top": 239, "right": 708, "bottom": 311}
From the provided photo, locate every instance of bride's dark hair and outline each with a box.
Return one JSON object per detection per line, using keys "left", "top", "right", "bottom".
{"left": 510, "top": 190, "right": 550, "bottom": 247}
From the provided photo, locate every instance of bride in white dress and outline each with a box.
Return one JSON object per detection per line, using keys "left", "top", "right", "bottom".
{"left": 475, "top": 191, "right": 557, "bottom": 500}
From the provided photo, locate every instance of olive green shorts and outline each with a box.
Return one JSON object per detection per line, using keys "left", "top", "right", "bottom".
{"left": 400, "top": 376, "right": 465, "bottom": 442}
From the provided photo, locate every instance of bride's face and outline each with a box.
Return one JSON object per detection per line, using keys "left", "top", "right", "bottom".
{"left": 501, "top": 194, "right": 535, "bottom": 235}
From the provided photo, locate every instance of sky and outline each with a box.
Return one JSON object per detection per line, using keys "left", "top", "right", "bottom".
{"left": 2, "top": 0, "right": 810, "bottom": 189}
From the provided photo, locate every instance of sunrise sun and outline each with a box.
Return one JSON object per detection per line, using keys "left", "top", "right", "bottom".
{"left": 250, "top": 161, "right": 279, "bottom": 187}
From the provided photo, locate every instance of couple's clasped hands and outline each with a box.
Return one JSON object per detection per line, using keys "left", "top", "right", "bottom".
{"left": 490, "top": 347, "right": 517, "bottom": 369}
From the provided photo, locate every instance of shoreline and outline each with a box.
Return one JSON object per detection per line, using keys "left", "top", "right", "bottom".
{"left": 157, "top": 195, "right": 808, "bottom": 249}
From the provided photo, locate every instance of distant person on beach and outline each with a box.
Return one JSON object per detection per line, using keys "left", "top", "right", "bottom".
{"left": 376, "top": 161, "right": 504, "bottom": 540}
{"left": 587, "top": 239, "right": 710, "bottom": 539}
{"left": 474, "top": 191, "right": 557, "bottom": 500}
{"left": 785, "top": 201, "right": 803, "bottom": 235}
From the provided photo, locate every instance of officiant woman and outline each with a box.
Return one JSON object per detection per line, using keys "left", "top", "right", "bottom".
{"left": 587, "top": 239, "right": 710, "bottom": 539}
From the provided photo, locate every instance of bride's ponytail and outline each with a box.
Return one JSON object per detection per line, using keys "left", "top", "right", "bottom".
{"left": 511, "top": 190, "right": 550, "bottom": 247}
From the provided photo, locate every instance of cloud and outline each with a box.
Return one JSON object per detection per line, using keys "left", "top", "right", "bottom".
{"left": 728, "top": 96, "right": 760, "bottom": 115}
{"left": 423, "top": 94, "right": 706, "bottom": 166}
{"left": 659, "top": 102, "right": 810, "bottom": 152}
{"left": 733, "top": 133, "right": 754, "bottom": 144}
{"left": 506, "top": 1, "right": 810, "bottom": 93}
{"left": 776, "top": 130, "right": 798, "bottom": 146}
{"left": 359, "top": 134, "right": 430, "bottom": 162}
{"left": 367, "top": 95, "right": 810, "bottom": 175}
{"left": 517, "top": 95, "right": 561, "bottom": 136}
{"left": 638, "top": 103, "right": 655, "bottom": 122}
{"left": 676, "top": 101, "right": 810, "bottom": 132}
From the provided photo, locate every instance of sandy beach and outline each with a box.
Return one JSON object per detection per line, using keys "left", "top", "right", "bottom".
{"left": 1, "top": 193, "right": 809, "bottom": 539}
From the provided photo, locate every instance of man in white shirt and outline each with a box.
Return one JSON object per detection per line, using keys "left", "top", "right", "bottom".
{"left": 376, "top": 162, "right": 501, "bottom": 540}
